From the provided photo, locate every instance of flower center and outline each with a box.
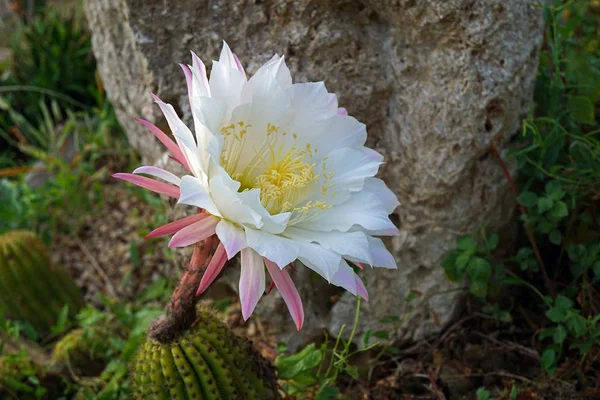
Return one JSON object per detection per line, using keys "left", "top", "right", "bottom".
{"left": 220, "top": 122, "right": 331, "bottom": 215}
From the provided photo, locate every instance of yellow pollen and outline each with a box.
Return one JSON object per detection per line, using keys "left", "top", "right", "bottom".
{"left": 220, "top": 122, "right": 333, "bottom": 216}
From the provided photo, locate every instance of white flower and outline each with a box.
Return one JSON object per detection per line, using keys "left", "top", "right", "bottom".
{"left": 115, "top": 42, "right": 399, "bottom": 330}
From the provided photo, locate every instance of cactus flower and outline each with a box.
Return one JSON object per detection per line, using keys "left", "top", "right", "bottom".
{"left": 114, "top": 42, "right": 399, "bottom": 330}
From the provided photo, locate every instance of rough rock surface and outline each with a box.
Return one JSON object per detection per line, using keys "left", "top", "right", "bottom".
{"left": 85, "top": 0, "right": 544, "bottom": 349}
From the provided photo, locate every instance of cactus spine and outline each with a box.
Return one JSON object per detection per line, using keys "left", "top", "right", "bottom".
{"left": 134, "top": 309, "right": 279, "bottom": 400}
{"left": 0, "top": 230, "right": 84, "bottom": 334}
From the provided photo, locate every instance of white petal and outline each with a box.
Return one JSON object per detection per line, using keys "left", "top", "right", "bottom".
{"left": 322, "top": 147, "right": 382, "bottom": 193}
{"left": 215, "top": 219, "right": 247, "bottom": 259}
{"left": 366, "top": 236, "right": 397, "bottom": 269}
{"left": 309, "top": 115, "right": 367, "bottom": 156}
{"left": 178, "top": 175, "right": 221, "bottom": 217}
{"left": 296, "top": 243, "right": 341, "bottom": 281}
{"left": 295, "top": 191, "right": 397, "bottom": 233}
{"left": 284, "top": 227, "right": 372, "bottom": 266}
{"left": 239, "top": 248, "right": 266, "bottom": 321}
{"left": 209, "top": 44, "right": 246, "bottom": 111}
{"left": 152, "top": 95, "right": 206, "bottom": 181}
{"left": 287, "top": 82, "right": 337, "bottom": 134}
{"left": 209, "top": 174, "right": 263, "bottom": 228}
{"left": 329, "top": 260, "right": 358, "bottom": 295}
{"left": 190, "top": 51, "right": 210, "bottom": 97}
{"left": 133, "top": 166, "right": 181, "bottom": 186}
{"left": 245, "top": 227, "right": 300, "bottom": 268}
{"left": 247, "top": 56, "right": 293, "bottom": 113}
{"left": 363, "top": 177, "right": 399, "bottom": 214}
{"left": 191, "top": 96, "right": 228, "bottom": 135}
{"left": 238, "top": 189, "right": 290, "bottom": 234}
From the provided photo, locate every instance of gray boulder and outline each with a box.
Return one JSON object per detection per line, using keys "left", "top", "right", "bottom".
{"left": 85, "top": 0, "right": 544, "bottom": 349}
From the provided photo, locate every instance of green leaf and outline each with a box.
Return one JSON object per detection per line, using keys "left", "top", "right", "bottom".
{"left": 363, "top": 330, "right": 372, "bottom": 347}
{"left": 455, "top": 253, "right": 470, "bottom": 269}
{"left": 510, "top": 385, "right": 519, "bottom": 399}
{"left": 315, "top": 385, "right": 340, "bottom": 400}
{"left": 539, "top": 327, "right": 555, "bottom": 341}
{"left": 457, "top": 235, "right": 476, "bottom": 252}
{"left": 373, "top": 331, "right": 390, "bottom": 340}
{"left": 567, "top": 315, "right": 587, "bottom": 338}
{"left": 592, "top": 261, "right": 600, "bottom": 277}
{"left": 553, "top": 325, "right": 567, "bottom": 344}
{"left": 568, "top": 244, "right": 587, "bottom": 263}
{"left": 545, "top": 180, "right": 564, "bottom": 200}
{"left": 549, "top": 201, "right": 568, "bottom": 219}
{"left": 476, "top": 387, "right": 491, "bottom": 400}
{"left": 441, "top": 250, "right": 459, "bottom": 269}
{"left": 467, "top": 257, "right": 491, "bottom": 297}
{"left": 567, "top": 95, "right": 596, "bottom": 125}
{"left": 486, "top": 233, "right": 499, "bottom": 251}
{"left": 518, "top": 191, "right": 537, "bottom": 207}
{"left": 541, "top": 349, "right": 556, "bottom": 374}
{"left": 139, "top": 278, "right": 169, "bottom": 302}
{"left": 385, "top": 346, "right": 401, "bottom": 354}
{"left": 51, "top": 305, "right": 70, "bottom": 335}
{"left": 549, "top": 229, "right": 562, "bottom": 245}
{"left": 380, "top": 316, "right": 400, "bottom": 324}
{"left": 538, "top": 197, "right": 554, "bottom": 213}
{"left": 345, "top": 365, "right": 359, "bottom": 379}
{"left": 275, "top": 343, "right": 323, "bottom": 380}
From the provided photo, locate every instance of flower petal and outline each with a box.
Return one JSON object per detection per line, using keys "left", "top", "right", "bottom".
{"left": 151, "top": 94, "right": 207, "bottom": 181}
{"left": 209, "top": 174, "right": 263, "bottom": 228}
{"left": 112, "top": 173, "right": 179, "bottom": 198}
{"left": 239, "top": 248, "right": 266, "bottom": 320}
{"left": 363, "top": 177, "right": 399, "bottom": 214}
{"left": 366, "top": 236, "right": 397, "bottom": 269}
{"left": 264, "top": 259, "right": 303, "bottom": 330}
{"left": 296, "top": 243, "right": 341, "bottom": 282}
{"left": 146, "top": 213, "right": 208, "bottom": 238}
{"left": 321, "top": 147, "right": 382, "bottom": 193}
{"left": 296, "top": 191, "right": 397, "bottom": 234}
{"left": 191, "top": 51, "right": 210, "bottom": 97}
{"left": 284, "top": 227, "right": 373, "bottom": 267}
{"left": 196, "top": 242, "right": 228, "bottom": 295}
{"left": 245, "top": 228, "right": 300, "bottom": 268}
{"left": 133, "top": 166, "right": 181, "bottom": 186}
{"left": 168, "top": 215, "right": 219, "bottom": 248}
{"left": 178, "top": 176, "right": 221, "bottom": 217}
{"left": 355, "top": 274, "right": 369, "bottom": 300}
{"left": 330, "top": 260, "right": 358, "bottom": 295}
{"left": 232, "top": 53, "right": 246, "bottom": 78}
{"left": 134, "top": 118, "right": 189, "bottom": 170}
{"left": 337, "top": 107, "right": 348, "bottom": 115}
{"left": 215, "top": 219, "right": 247, "bottom": 259}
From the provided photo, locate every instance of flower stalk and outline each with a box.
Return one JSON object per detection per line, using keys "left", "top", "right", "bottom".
{"left": 148, "top": 236, "right": 220, "bottom": 343}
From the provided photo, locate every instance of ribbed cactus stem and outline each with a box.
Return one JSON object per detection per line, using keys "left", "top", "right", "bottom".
{"left": 148, "top": 236, "right": 219, "bottom": 343}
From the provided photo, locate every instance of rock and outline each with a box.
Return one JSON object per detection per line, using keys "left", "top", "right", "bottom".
{"left": 84, "top": 0, "right": 544, "bottom": 348}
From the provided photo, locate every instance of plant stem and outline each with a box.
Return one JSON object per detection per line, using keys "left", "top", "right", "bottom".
{"left": 490, "top": 140, "right": 556, "bottom": 299}
{"left": 148, "top": 236, "right": 219, "bottom": 343}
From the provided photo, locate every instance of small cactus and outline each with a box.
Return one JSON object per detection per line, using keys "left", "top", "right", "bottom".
{"left": 0, "top": 230, "right": 84, "bottom": 334}
{"left": 134, "top": 309, "right": 279, "bottom": 400}
{"left": 51, "top": 327, "right": 112, "bottom": 374}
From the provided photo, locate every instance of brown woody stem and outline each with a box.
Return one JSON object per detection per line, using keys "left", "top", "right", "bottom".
{"left": 147, "top": 235, "right": 219, "bottom": 343}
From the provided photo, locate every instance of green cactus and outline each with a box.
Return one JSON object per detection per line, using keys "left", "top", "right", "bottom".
{"left": 51, "top": 327, "right": 113, "bottom": 374}
{"left": 0, "top": 230, "right": 84, "bottom": 334}
{"left": 134, "top": 309, "right": 279, "bottom": 400}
